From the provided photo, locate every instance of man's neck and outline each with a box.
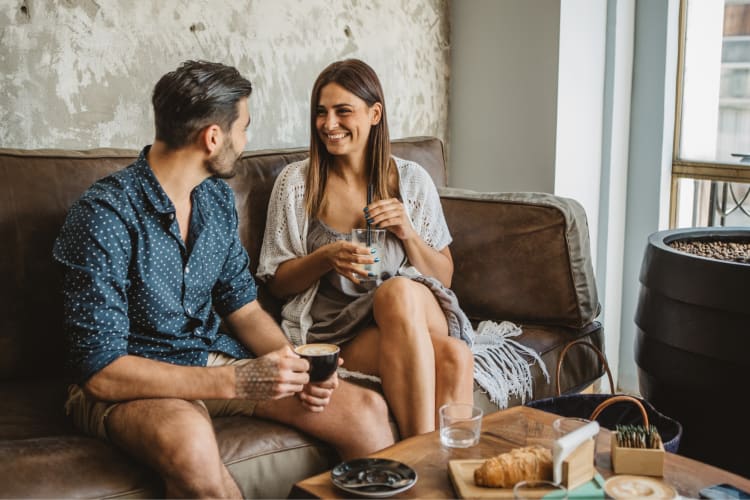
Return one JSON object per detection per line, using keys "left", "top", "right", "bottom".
{"left": 147, "top": 141, "right": 210, "bottom": 205}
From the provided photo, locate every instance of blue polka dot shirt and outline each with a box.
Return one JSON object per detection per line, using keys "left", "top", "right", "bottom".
{"left": 53, "top": 147, "right": 256, "bottom": 384}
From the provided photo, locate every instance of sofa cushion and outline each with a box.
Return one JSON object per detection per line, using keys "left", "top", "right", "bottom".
{"left": 439, "top": 189, "right": 600, "bottom": 329}
{"left": 0, "top": 378, "right": 336, "bottom": 498}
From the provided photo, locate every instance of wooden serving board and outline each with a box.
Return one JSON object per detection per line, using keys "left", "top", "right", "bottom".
{"left": 448, "top": 459, "right": 605, "bottom": 499}
{"left": 448, "top": 459, "right": 515, "bottom": 498}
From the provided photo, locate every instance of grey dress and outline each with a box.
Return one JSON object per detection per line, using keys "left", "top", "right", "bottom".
{"left": 306, "top": 219, "right": 406, "bottom": 345}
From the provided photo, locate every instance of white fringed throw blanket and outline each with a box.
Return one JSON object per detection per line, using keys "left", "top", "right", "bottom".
{"left": 471, "top": 320, "right": 549, "bottom": 407}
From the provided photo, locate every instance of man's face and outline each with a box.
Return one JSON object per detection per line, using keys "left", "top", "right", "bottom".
{"left": 206, "top": 97, "right": 250, "bottom": 179}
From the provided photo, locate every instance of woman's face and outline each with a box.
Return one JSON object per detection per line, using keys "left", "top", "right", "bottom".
{"left": 315, "top": 83, "right": 381, "bottom": 163}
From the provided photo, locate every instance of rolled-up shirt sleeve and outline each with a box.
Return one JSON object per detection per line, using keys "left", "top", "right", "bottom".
{"left": 53, "top": 197, "right": 132, "bottom": 384}
{"left": 212, "top": 205, "right": 257, "bottom": 317}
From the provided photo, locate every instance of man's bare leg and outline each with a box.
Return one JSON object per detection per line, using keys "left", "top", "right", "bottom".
{"left": 255, "top": 380, "right": 394, "bottom": 460}
{"left": 106, "top": 398, "right": 241, "bottom": 498}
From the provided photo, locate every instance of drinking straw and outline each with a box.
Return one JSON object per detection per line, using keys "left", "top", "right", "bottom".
{"left": 366, "top": 184, "right": 373, "bottom": 246}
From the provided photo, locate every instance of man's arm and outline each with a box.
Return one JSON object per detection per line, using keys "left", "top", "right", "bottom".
{"left": 83, "top": 345, "right": 309, "bottom": 403}
{"left": 84, "top": 355, "right": 235, "bottom": 401}
{"left": 225, "top": 300, "right": 339, "bottom": 412}
{"left": 223, "top": 300, "right": 290, "bottom": 356}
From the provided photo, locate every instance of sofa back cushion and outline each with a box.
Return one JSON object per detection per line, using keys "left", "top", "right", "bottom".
{"left": 440, "top": 189, "right": 600, "bottom": 329}
{"left": 0, "top": 137, "right": 445, "bottom": 381}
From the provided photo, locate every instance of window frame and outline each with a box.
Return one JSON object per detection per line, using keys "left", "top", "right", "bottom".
{"left": 671, "top": 0, "right": 750, "bottom": 227}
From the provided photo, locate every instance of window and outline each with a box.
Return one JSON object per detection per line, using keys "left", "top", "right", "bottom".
{"left": 672, "top": 0, "right": 750, "bottom": 228}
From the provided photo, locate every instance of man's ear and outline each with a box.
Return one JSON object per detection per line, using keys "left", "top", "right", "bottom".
{"left": 201, "top": 124, "right": 223, "bottom": 154}
{"left": 370, "top": 102, "right": 383, "bottom": 125}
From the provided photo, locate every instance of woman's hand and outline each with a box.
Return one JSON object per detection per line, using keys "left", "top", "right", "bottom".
{"left": 364, "top": 198, "right": 454, "bottom": 287}
{"left": 365, "top": 198, "right": 417, "bottom": 241}
{"left": 322, "top": 240, "right": 376, "bottom": 284}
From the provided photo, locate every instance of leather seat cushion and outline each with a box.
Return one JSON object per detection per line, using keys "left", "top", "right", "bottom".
{"left": 0, "top": 379, "right": 336, "bottom": 498}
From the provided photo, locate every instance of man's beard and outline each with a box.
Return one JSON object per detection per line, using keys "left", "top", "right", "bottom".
{"left": 205, "top": 139, "right": 241, "bottom": 179}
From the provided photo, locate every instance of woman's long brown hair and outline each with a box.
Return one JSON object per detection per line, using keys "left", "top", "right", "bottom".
{"left": 305, "top": 59, "right": 398, "bottom": 218}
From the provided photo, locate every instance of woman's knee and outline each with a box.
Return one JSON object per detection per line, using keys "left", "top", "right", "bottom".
{"left": 373, "top": 278, "right": 433, "bottom": 334}
{"left": 373, "top": 277, "right": 414, "bottom": 309}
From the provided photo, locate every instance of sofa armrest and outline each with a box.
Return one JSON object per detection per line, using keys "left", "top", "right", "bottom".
{"left": 439, "top": 188, "right": 600, "bottom": 329}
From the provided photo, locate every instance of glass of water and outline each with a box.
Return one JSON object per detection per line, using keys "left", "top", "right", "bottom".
{"left": 351, "top": 228, "right": 385, "bottom": 282}
{"left": 439, "top": 403, "right": 483, "bottom": 448}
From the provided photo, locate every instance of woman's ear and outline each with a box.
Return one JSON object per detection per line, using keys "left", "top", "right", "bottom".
{"left": 370, "top": 102, "right": 383, "bottom": 125}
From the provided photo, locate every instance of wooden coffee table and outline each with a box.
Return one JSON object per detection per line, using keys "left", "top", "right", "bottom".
{"left": 290, "top": 406, "right": 750, "bottom": 499}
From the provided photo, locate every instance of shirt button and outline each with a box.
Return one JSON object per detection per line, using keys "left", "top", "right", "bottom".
{"left": 168, "top": 213, "right": 175, "bottom": 220}
{"left": 185, "top": 266, "right": 190, "bottom": 274}
{"left": 186, "top": 307, "right": 192, "bottom": 315}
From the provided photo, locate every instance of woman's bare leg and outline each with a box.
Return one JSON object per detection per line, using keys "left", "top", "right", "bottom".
{"left": 430, "top": 334, "right": 475, "bottom": 426}
{"left": 341, "top": 277, "right": 455, "bottom": 438}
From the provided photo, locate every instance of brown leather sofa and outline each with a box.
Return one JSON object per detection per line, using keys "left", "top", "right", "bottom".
{"left": 0, "top": 137, "right": 605, "bottom": 498}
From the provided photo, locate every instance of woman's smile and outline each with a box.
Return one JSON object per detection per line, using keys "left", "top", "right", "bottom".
{"left": 324, "top": 131, "right": 349, "bottom": 142}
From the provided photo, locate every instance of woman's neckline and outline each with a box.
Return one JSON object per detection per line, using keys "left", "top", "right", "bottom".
{"left": 314, "top": 218, "right": 353, "bottom": 238}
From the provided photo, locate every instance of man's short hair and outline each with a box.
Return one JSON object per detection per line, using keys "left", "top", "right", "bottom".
{"left": 152, "top": 61, "right": 253, "bottom": 149}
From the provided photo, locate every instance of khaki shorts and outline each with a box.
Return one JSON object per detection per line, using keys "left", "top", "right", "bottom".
{"left": 65, "top": 353, "right": 258, "bottom": 440}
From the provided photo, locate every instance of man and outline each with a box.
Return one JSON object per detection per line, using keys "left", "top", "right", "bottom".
{"left": 53, "top": 60, "right": 394, "bottom": 498}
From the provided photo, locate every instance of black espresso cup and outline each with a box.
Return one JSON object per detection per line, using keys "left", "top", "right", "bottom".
{"left": 294, "top": 343, "right": 340, "bottom": 382}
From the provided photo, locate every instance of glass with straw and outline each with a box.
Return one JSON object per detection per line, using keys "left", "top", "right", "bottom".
{"left": 351, "top": 184, "right": 384, "bottom": 284}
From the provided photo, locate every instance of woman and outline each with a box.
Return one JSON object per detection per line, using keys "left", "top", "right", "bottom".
{"left": 257, "top": 59, "right": 474, "bottom": 438}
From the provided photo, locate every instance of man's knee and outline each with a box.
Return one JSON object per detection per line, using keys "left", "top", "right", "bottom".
{"left": 155, "top": 424, "right": 213, "bottom": 464}
{"left": 362, "top": 386, "right": 389, "bottom": 415}
{"left": 108, "top": 399, "right": 229, "bottom": 497}
{"left": 346, "top": 385, "right": 389, "bottom": 425}
{"left": 153, "top": 424, "right": 232, "bottom": 497}
{"left": 342, "top": 385, "right": 394, "bottom": 446}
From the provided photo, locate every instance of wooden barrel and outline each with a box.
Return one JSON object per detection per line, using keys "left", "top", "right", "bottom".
{"left": 635, "top": 227, "right": 750, "bottom": 477}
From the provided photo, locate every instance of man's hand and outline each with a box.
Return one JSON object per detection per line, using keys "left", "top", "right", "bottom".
{"left": 298, "top": 358, "right": 343, "bottom": 412}
{"left": 234, "top": 346, "right": 309, "bottom": 400}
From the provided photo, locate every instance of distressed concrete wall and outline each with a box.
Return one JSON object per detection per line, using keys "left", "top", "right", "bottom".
{"left": 0, "top": 0, "right": 449, "bottom": 150}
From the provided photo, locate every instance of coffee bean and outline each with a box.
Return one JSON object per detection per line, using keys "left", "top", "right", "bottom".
{"left": 669, "top": 238, "right": 750, "bottom": 263}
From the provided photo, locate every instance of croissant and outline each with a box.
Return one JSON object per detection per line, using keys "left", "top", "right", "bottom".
{"left": 474, "top": 445, "right": 553, "bottom": 488}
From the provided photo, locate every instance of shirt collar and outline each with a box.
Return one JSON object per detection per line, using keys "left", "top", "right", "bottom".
{"left": 134, "top": 146, "right": 218, "bottom": 215}
{"left": 135, "top": 146, "right": 176, "bottom": 215}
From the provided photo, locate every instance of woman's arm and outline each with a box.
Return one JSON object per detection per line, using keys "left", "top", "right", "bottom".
{"left": 266, "top": 240, "right": 376, "bottom": 298}
{"left": 365, "top": 197, "right": 454, "bottom": 286}
{"left": 402, "top": 238, "right": 453, "bottom": 287}
{"left": 265, "top": 249, "right": 331, "bottom": 298}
